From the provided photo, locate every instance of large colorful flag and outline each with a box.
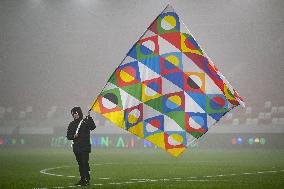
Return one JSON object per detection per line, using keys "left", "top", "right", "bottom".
{"left": 91, "top": 5, "right": 245, "bottom": 157}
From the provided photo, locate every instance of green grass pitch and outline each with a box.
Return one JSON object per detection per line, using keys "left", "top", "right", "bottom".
{"left": 0, "top": 148, "right": 283, "bottom": 189}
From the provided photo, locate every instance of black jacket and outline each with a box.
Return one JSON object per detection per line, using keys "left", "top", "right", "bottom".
{"left": 67, "top": 116, "right": 96, "bottom": 153}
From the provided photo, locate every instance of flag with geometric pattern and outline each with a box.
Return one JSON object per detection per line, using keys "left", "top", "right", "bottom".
{"left": 90, "top": 5, "right": 245, "bottom": 157}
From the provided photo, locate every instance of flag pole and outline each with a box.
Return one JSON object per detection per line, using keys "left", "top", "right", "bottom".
{"left": 88, "top": 4, "right": 172, "bottom": 112}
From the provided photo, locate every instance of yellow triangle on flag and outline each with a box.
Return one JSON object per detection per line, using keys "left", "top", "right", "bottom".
{"left": 92, "top": 99, "right": 101, "bottom": 114}
{"left": 167, "top": 147, "right": 186, "bottom": 157}
{"left": 103, "top": 110, "right": 126, "bottom": 129}
{"left": 146, "top": 132, "right": 165, "bottom": 150}
{"left": 128, "top": 122, "right": 144, "bottom": 138}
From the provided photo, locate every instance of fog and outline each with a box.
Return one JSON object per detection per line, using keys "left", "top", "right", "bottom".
{"left": 0, "top": 0, "right": 283, "bottom": 141}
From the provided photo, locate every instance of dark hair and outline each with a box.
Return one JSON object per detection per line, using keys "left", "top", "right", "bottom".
{"left": 71, "top": 106, "right": 83, "bottom": 120}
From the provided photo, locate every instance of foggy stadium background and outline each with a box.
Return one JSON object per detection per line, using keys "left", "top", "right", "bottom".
{"left": 0, "top": 0, "right": 283, "bottom": 151}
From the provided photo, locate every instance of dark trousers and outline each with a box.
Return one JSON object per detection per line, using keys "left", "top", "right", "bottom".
{"left": 74, "top": 152, "right": 90, "bottom": 181}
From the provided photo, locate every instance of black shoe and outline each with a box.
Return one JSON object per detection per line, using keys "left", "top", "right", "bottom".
{"left": 74, "top": 180, "right": 84, "bottom": 186}
{"left": 80, "top": 180, "right": 89, "bottom": 186}
{"left": 87, "top": 176, "right": 90, "bottom": 182}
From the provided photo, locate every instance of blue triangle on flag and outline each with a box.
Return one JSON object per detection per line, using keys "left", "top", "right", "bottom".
{"left": 127, "top": 45, "right": 138, "bottom": 60}
{"left": 163, "top": 72, "right": 184, "bottom": 89}
{"left": 208, "top": 112, "right": 227, "bottom": 121}
{"left": 185, "top": 91, "right": 206, "bottom": 112}
{"left": 143, "top": 115, "right": 164, "bottom": 137}
{"left": 139, "top": 56, "right": 161, "bottom": 75}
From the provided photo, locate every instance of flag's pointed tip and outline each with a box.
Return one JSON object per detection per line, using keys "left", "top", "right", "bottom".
{"left": 163, "top": 3, "right": 175, "bottom": 13}
{"left": 239, "top": 100, "right": 246, "bottom": 108}
{"left": 165, "top": 3, "right": 172, "bottom": 8}
{"left": 233, "top": 90, "right": 246, "bottom": 108}
{"left": 167, "top": 147, "right": 186, "bottom": 157}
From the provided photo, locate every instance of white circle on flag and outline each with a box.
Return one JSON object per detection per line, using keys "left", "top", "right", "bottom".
{"left": 128, "top": 108, "right": 141, "bottom": 124}
{"left": 189, "top": 75, "right": 202, "bottom": 88}
{"left": 102, "top": 97, "right": 117, "bottom": 109}
{"left": 146, "top": 123, "right": 158, "bottom": 132}
{"left": 161, "top": 16, "right": 176, "bottom": 30}
{"left": 142, "top": 40, "right": 155, "bottom": 52}
{"left": 168, "top": 135, "right": 182, "bottom": 146}
{"left": 129, "top": 109, "right": 140, "bottom": 118}
{"left": 188, "top": 116, "right": 203, "bottom": 129}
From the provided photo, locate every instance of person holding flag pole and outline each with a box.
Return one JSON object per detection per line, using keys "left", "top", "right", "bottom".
{"left": 66, "top": 106, "right": 96, "bottom": 186}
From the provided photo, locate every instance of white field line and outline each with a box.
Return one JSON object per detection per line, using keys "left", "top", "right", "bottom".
{"left": 37, "top": 164, "right": 284, "bottom": 189}
{"left": 40, "top": 163, "right": 113, "bottom": 180}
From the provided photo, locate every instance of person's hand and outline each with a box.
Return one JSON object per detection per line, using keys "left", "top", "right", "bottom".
{"left": 74, "top": 133, "right": 78, "bottom": 138}
{"left": 86, "top": 110, "right": 91, "bottom": 119}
